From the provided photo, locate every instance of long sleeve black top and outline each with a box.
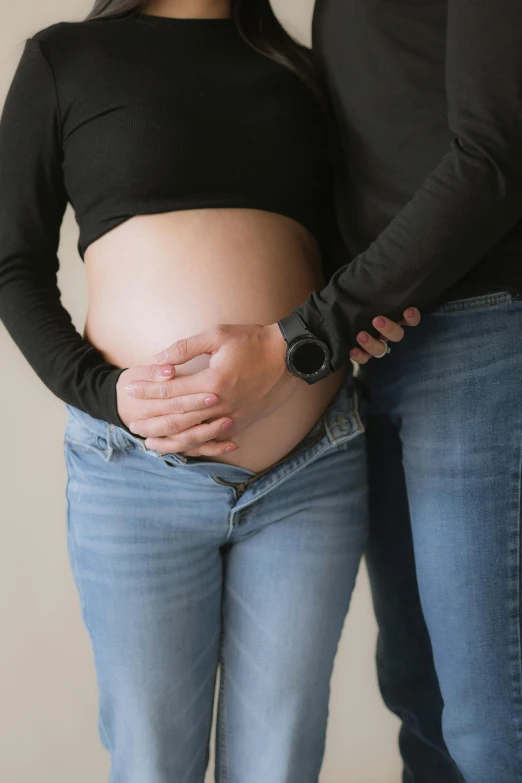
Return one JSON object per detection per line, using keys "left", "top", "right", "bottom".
{"left": 0, "top": 14, "right": 333, "bottom": 424}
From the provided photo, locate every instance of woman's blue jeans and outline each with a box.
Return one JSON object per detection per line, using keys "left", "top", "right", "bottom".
{"left": 64, "top": 381, "right": 368, "bottom": 783}
{"left": 364, "top": 292, "right": 522, "bottom": 783}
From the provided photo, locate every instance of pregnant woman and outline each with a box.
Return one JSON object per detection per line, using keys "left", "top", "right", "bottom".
{"left": 0, "top": 1, "right": 416, "bottom": 781}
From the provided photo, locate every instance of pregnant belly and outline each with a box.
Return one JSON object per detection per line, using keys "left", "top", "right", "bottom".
{"left": 84, "top": 209, "right": 346, "bottom": 471}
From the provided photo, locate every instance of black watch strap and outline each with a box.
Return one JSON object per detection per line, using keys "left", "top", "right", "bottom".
{"left": 278, "top": 312, "right": 311, "bottom": 345}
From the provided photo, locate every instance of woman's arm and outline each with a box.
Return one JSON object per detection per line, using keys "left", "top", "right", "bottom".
{"left": 1, "top": 35, "right": 238, "bottom": 449}
{"left": 0, "top": 36, "right": 125, "bottom": 425}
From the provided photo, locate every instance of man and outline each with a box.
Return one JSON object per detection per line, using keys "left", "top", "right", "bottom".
{"left": 123, "top": 1, "right": 522, "bottom": 780}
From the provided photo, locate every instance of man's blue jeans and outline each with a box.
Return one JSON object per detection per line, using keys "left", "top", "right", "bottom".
{"left": 363, "top": 292, "right": 522, "bottom": 783}
{"left": 64, "top": 382, "right": 368, "bottom": 783}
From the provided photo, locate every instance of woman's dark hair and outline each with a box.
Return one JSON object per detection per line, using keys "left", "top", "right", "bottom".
{"left": 87, "top": 1, "right": 318, "bottom": 97}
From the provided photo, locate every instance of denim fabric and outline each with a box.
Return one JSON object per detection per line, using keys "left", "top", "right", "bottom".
{"left": 64, "top": 381, "right": 368, "bottom": 783}
{"left": 363, "top": 292, "right": 522, "bottom": 783}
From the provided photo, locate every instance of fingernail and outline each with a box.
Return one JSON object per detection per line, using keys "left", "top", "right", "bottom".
{"left": 225, "top": 444, "right": 238, "bottom": 453}
{"left": 350, "top": 349, "right": 359, "bottom": 358}
{"left": 221, "top": 419, "right": 234, "bottom": 432}
{"left": 129, "top": 422, "right": 137, "bottom": 433}
{"left": 373, "top": 317, "right": 386, "bottom": 329}
{"left": 154, "top": 350, "right": 168, "bottom": 362}
{"left": 205, "top": 395, "right": 219, "bottom": 406}
{"left": 359, "top": 332, "right": 369, "bottom": 344}
{"left": 159, "top": 365, "right": 173, "bottom": 377}
{"left": 124, "top": 385, "right": 136, "bottom": 397}
{"left": 405, "top": 308, "right": 416, "bottom": 319}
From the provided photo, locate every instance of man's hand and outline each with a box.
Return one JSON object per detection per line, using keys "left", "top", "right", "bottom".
{"left": 349, "top": 308, "right": 421, "bottom": 364}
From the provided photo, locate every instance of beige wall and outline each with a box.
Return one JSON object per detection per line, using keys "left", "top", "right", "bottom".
{"left": 0, "top": 1, "right": 401, "bottom": 780}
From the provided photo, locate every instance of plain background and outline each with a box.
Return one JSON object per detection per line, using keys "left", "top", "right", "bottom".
{"left": 0, "top": 1, "right": 402, "bottom": 780}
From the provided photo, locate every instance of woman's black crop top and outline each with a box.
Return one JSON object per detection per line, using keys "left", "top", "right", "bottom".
{"left": 0, "top": 14, "right": 335, "bottom": 426}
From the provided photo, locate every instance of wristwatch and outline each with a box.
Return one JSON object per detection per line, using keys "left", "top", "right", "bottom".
{"left": 278, "top": 313, "right": 332, "bottom": 384}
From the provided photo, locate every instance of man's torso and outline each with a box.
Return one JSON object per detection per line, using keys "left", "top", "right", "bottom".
{"left": 312, "top": 0, "right": 522, "bottom": 303}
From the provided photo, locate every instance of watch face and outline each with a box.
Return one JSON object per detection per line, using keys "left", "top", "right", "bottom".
{"left": 289, "top": 338, "right": 328, "bottom": 378}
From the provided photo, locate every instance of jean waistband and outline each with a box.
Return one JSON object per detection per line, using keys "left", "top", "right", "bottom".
{"left": 65, "top": 375, "right": 364, "bottom": 489}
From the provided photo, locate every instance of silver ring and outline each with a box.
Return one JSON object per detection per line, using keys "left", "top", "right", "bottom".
{"left": 375, "top": 339, "right": 391, "bottom": 359}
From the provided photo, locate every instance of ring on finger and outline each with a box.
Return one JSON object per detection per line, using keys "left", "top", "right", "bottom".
{"left": 375, "top": 339, "right": 391, "bottom": 359}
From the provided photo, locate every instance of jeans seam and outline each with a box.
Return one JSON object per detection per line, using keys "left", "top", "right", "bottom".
{"left": 352, "top": 380, "right": 366, "bottom": 435}
{"left": 225, "top": 510, "right": 236, "bottom": 544}
{"left": 65, "top": 452, "right": 85, "bottom": 615}
{"left": 509, "top": 429, "right": 522, "bottom": 754}
{"left": 98, "top": 710, "right": 111, "bottom": 751}
{"left": 65, "top": 447, "right": 112, "bottom": 752}
{"left": 218, "top": 641, "right": 228, "bottom": 783}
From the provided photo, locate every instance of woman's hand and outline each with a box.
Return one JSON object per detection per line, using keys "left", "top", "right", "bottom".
{"left": 116, "top": 364, "right": 239, "bottom": 457}
{"left": 121, "top": 308, "right": 421, "bottom": 456}
{"left": 122, "top": 324, "right": 300, "bottom": 455}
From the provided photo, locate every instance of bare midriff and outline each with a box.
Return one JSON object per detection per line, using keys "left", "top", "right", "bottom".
{"left": 84, "top": 209, "right": 346, "bottom": 472}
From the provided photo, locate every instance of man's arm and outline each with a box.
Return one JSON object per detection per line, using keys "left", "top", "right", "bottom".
{"left": 296, "top": 0, "right": 522, "bottom": 367}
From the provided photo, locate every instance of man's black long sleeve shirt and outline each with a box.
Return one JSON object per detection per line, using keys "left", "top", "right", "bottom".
{"left": 296, "top": 0, "right": 522, "bottom": 367}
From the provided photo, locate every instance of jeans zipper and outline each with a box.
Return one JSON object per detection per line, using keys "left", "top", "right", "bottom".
{"left": 212, "top": 425, "right": 327, "bottom": 500}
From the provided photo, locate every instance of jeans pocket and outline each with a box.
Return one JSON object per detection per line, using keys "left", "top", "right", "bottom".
{"left": 433, "top": 291, "right": 513, "bottom": 313}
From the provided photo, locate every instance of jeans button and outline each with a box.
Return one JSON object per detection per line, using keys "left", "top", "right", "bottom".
{"left": 336, "top": 413, "right": 352, "bottom": 433}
